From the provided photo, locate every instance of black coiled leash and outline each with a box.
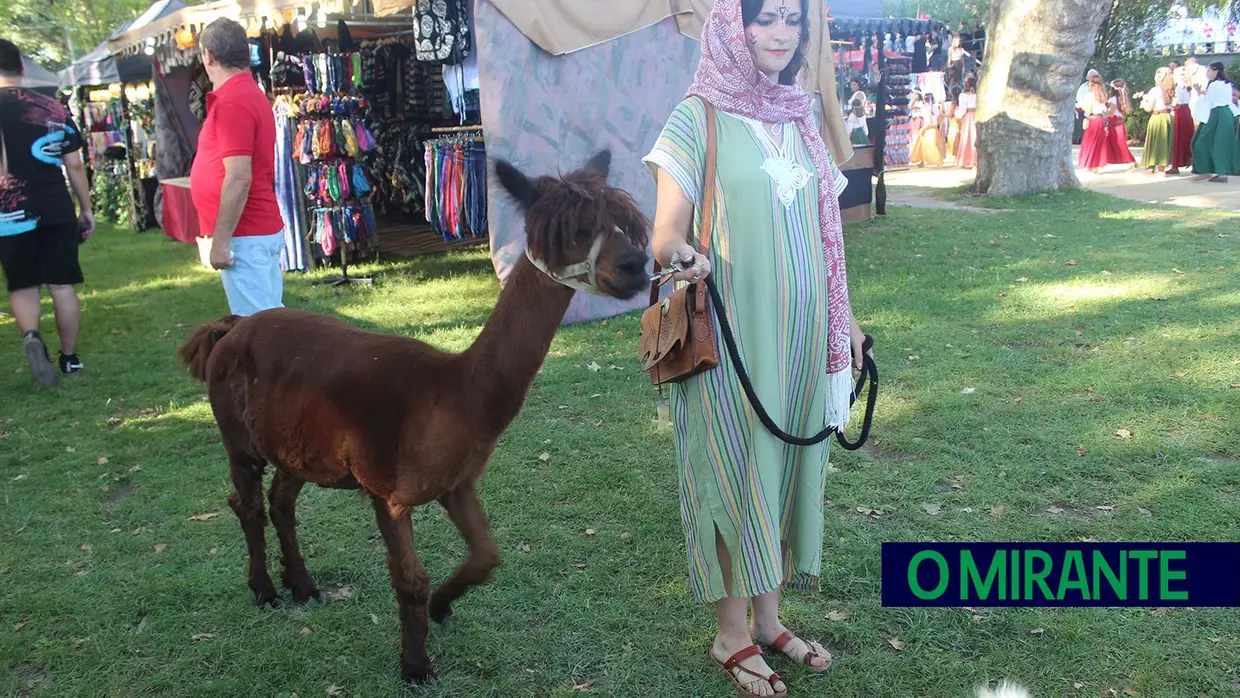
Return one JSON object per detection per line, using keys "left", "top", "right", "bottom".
{"left": 703, "top": 274, "right": 878, "bottom": 450}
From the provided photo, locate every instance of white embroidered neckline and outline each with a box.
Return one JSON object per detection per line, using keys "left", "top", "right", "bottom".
{"left": 735, "top": 115, "right": 811, "bottom": 209}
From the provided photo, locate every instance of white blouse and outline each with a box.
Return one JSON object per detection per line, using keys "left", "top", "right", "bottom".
{"left": 957, "top": 92, "right": 977, "bottom": 110}
{"left": 1192, "top": 80, "right": 1235, "bottom": 122}
{"left": 1142, "top": 87, "right": 1169, "bottom": 112}
{"left": 1175, "top": 85, "right": 1192, "bottom": 106}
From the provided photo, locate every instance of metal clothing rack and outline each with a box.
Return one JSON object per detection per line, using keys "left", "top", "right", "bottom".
{"left": 313, "top": 239, "right": 374, "bottom": 288}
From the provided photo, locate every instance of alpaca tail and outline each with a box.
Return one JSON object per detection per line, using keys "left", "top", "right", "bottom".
{"left": 176, "top": 315, "right": 242, "bottom": 383}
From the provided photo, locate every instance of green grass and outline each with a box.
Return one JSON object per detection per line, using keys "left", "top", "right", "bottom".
{"left": 2, "top": 190, "right": 1240, "bottom": 698}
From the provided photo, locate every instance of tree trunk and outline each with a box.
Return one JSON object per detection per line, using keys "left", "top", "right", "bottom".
{"left": 973, "top": 0, "right": 1112, "bottom": 196}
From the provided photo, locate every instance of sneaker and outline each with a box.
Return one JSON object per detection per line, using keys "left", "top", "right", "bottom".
{"left": 59, "top": 352, "right": 84, "bottom": 377}
{"left": 22, "top": 331, "right": 59, "bottom": 387}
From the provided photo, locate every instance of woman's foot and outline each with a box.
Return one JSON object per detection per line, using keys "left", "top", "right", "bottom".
{"left": 710, "top": 634, "right": 786, "bottom": 697}
{"left": 752, "top": 623, "right": 832, "bottom": 672}
{"left": 1209, "top": 175, "right": 1229, "bottom": 183}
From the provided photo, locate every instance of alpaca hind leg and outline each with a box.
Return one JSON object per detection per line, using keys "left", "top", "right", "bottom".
{"left": 371, "top": 497, "right": 435, "bottom": 683}
{"left": 268, "top": 469, "right": 320, "bottom": 603}
{"left": 227, "top": 453, "right": 278, "bottom": 606}
{"left": 428, "top": 484, "right": 498, "bottom": 625}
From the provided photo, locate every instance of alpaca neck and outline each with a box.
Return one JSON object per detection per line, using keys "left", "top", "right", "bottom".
{"left": 462, "top": 255, "right": 576, "bottom": 432}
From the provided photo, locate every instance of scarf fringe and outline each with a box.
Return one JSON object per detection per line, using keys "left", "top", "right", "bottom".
{"left": 825, "top": 368, "right": 854, "bottom": 431}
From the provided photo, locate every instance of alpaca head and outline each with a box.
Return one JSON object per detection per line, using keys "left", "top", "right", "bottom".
{"left": 494, "top": 150, "right": 651, "bottom": 300}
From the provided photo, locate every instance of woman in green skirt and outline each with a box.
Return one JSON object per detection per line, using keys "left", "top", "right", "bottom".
{"left": 1190, "top": 62, "right": 1237, "bottom": 182}
{"left": 1140, "top": 68, "right": 1175, "bottom": 173}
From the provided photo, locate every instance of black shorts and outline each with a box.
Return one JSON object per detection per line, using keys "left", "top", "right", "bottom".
{"left": 0, "top": 221, "right": 84, "bottom": 293}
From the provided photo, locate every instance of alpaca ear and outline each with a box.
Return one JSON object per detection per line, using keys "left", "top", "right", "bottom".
{"left": 584, "top": 150, "right": 611, "bottom": 180}
{"left": 494, "top": 160, "right": 539, "bottom": 210}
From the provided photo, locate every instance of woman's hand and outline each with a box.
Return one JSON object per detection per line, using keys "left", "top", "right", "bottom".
{"left": 663, "top": 243, "right": 712, "bottom": 283}
{"left": 849, "top": 312, "right": 869, "bottom": 371}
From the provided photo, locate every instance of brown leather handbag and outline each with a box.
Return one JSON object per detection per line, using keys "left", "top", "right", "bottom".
{"left": 638, "top": 98, "right": 720, "bottom": 387}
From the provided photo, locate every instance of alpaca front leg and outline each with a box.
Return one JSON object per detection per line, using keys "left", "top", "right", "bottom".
{"left": 268, "top": 470, "right": 320, "bottom": 603}
{"left": 371, "top": 497, "right": 435, "bottom": 683}
{"left": 429, "top": 484, "right": 499, "bottom": 625}
{"left": 227, "top": 455, "right": 278, "bottom": 606}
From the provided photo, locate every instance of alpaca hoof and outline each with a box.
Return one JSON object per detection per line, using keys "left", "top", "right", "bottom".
{"left": 402, "top": 663, "right": 437, "bottom": 684}
{"left": 255, "top": 591, "right": 282, "bottom": 608}
{"left": 291, "top": 586, "right": 322, "bottom": 605}
{"left": 428, "top": 599, "right": 452, "bottom": 626}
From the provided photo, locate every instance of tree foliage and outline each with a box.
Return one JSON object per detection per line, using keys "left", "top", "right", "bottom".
{"left": 881, "top": 0, "right": 992, "bottom": 28}
{"left": 0, "top": 0, "right": 151, "bottom": 70}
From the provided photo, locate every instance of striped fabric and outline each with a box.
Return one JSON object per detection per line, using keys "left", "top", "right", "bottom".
{"left": 643, "top": 98, "right": 833, "bottom": 604}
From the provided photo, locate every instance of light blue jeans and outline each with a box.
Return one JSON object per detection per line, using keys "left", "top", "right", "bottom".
{"left": 220, "top": 232, "right": 285, "bottom": 317}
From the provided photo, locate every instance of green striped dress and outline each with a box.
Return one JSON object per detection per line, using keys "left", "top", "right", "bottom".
{"left": 643, "top": 98, "right": 847, "bottom": 604}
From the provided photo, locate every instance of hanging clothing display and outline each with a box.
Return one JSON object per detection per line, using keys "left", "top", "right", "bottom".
{"left": 424, "top": 134, "right": 487, "bottom": 242}
{"left": 274, "top": 95, "right": 309, "bottom": 271}
{"left": 413, "top": 0, "right": 472, "bottom": 64}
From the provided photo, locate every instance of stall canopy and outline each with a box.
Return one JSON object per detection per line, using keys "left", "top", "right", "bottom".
{"left": 60, "top": 0, "right": 186, "bottom": 87}
{"left": 20, "top": 58, "right": 61, "bottom": 91}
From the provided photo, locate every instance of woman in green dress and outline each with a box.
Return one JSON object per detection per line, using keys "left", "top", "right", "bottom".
{"left": 1139, "top": 67, "right": 1175, "bottom": 173}
{"left": 1190, "top": 62, "right": 1237, "bottom": 182}
{"left": 642, "top": 0, "right": 867, "bottom": 695}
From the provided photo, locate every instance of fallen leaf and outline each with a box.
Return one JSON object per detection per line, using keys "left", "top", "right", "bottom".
{"left": 584, "top": 528, "right": 596, "bottom": 537}
{"left": 1122, "top": 689, "right": 1139, "bottom": 696}
{"left": 1207, "top": 637, "right": 1220, "bottom": 643}
{"left": 129, "top": 465, "right": 142, "bottom": 472}
{"left": 300, "top": 627, "right": 313, "bottom": 635}
{"left": 1047, "top": 506, "right": 1065, "bottom": 515}
{"left": 1172, "top": 268, "right": 1184, "bottom": 275}
{"left": 326, "top": 685, "right": 343, "bottom": 697}
{"left": 571, "top": 679, "right": 594, "bottom": 692}
{"left": 97, "top": 457, "right": 108, "bottom": 465}
{"left": 620, "top": 531, "right": 632, "bottom": 539}
{"left": 1078, "top": 444, "right": 1087, "bottom": 456}
{"left": 586, "top": 361, "right": 601, "bottom": 373}
{"left": 136, "top": 616, "right": 149, "bottom": 634}
{"left": 574, "top": 563, "right": 586, "bottom": 570}
{"left": 1014, "top": 396, "right": 1024, "bottom": 403}
{"left": 154, "top": 544, "right": 166, "bottom": 553}
{"left": 1017, "top": 277, "right": 1030, "bottom": 283}
{"left": 959, "top": 507, "right": 974, "bottom": 513}
{"left": 517, "top": 542, "right": 531, "bottom": 553}
{"left": 1149, "top": 607, "right": 1169, "bottom": 617}
{"left": 80, "top": 544, "right": 91, "bottom": 552}
{"left": 190, "top": 633, "right": 215, "bottom": 642}
{"left": 1114, "top": 428, "right": 1133, "bottom": 441}
{"left": 11, "top": 473, "right": 27, "bottom": 481}
{"left": 921, "top": 503, "right": 942, "bottom": 516}
{"left": 371, "top": 614, "right": 380, "bottom": 626}
{"left": 66, "top": 447, "right": 76, "bottom": 453}
{"left": 111, "top": 528, "right": 121, "bottom": 533}
{"left": 209, "top": 547, "right": 218, "bottom": 554}
{"left": 961, "top": 387, "right": 976, "bottom": 394}
{"left": 1066, "top": 260, "right": 1077, "bottom": 266}
{"left": 1095, "top": 505, "right": 1114, "bottom": 511}
{"left": 886, "top": 637, "right": 906, "bottom": 651}
{"left": 989, "top": 506, "right": 1005, "bottom": 518}
{"left": 326, "top": 586, "right": 354, "bottom": 602}
{"left": 1074, "top": 683, "right": 1084, "bottom": 689}
{"left": 13, "top": 620, "right": 26, "bottom": 630}
{"left": 538, "top": 452, "right": 550, "bottom": 463}
{"left": 589, "top": 393, "right": 601, "bottom": 399}
{"left": 1138, "top": 508, "right": 1151, "bottom": 516}
{"left": 1030, "top": 627, "right": 1046, "bottom": 635}
{"left": 825, "top": 610, "right": 850, "bottom": 622}
{"left": 99, "top": 486, "right": 109, "bottom": 493}
{"left": 74, "top": 638, "right": 87, "bottom": 649}
{"left": 187, "top": 513, "right": 219, "bottom": 522}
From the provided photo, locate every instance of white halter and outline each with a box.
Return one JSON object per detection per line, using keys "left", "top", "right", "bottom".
{"left": 525, "top": 228, "right": 613, "bottom": 294}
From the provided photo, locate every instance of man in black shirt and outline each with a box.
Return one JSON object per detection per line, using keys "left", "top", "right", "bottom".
{"left": 0, "top": 39, "right": 94, "bottom": 386}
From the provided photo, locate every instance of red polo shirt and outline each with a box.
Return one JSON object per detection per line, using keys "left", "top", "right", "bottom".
{"left": 190, "top": 72, "right": 283, "bottom": 238}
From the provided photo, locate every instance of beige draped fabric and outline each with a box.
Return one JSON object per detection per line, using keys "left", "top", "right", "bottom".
{"left": 375, "top": 0, "right": 853, "bottom": 163}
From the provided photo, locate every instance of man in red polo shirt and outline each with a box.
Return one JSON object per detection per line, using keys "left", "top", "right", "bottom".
{"left": 190, "top": 17, "right": 285, "bottom": 317}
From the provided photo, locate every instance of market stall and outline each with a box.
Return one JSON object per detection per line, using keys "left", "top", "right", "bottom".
{"left": 107, "top": 0, "right": 485, "bottom": 275}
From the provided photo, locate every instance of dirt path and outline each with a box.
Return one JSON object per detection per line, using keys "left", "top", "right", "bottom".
{"left": 882, "top": 146, "right": 1240, "bottom": 213}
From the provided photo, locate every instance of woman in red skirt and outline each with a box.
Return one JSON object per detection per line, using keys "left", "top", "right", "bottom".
{"left": 1105, "top": 79, "right": 1137, "bottom": 169}
{"left": 1077, "top": 71, "right": 1110, "bottom": 173}
{"left": 1169, "top": 66, "right": 1195, "bottom": 174}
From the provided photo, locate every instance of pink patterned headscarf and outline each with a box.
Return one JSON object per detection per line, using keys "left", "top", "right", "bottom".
{"left": 686, "top": 0, "right": 855, "bottom": 426}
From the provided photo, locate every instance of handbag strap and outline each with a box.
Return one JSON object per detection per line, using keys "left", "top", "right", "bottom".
{"left": 649, "top": 97, "right": 718, "bottom": 307}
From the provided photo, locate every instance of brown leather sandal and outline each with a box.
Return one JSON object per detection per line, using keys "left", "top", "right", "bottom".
{"left": 764, "top": 630, "right": 833, "bottom": 673}
{"left": 710, "top": 645, "right": 788, "bottom": 697}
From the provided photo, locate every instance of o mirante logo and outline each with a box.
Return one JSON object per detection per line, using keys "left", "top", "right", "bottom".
{"left": 881, "top": 543, "right": 1240, "bottom": 607}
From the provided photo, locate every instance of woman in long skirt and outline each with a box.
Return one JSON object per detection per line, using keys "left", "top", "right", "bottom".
{"left": 946, "top": 86, "right": 961, "bottom": 160}
{"left": 1140, "top": 68, "right": 1175, "bottom": 173}
{"left": 1169, "top": 67, "right": 1195, "bottom": 174}
{"left": 1077, "top": 71, "right": 1110, "bottom": 173}
{"left": 955, "top": 78, "right": 978, "bottom": 169}
{"left": 911, "top": 95, "right": 944, "bottom": 166}
{"left": 643, "top": 0, "right": 867, "bottom": 694}
{"left": 1105, "top": 80, "right": 1137, "bottom": 169}
{"left": 1190, "top": 62, "right": 1237, "bottom": 182}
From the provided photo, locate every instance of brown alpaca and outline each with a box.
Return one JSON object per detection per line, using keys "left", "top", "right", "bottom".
{"left": 176, "top": 151, "right": 650, "bottom": 682}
